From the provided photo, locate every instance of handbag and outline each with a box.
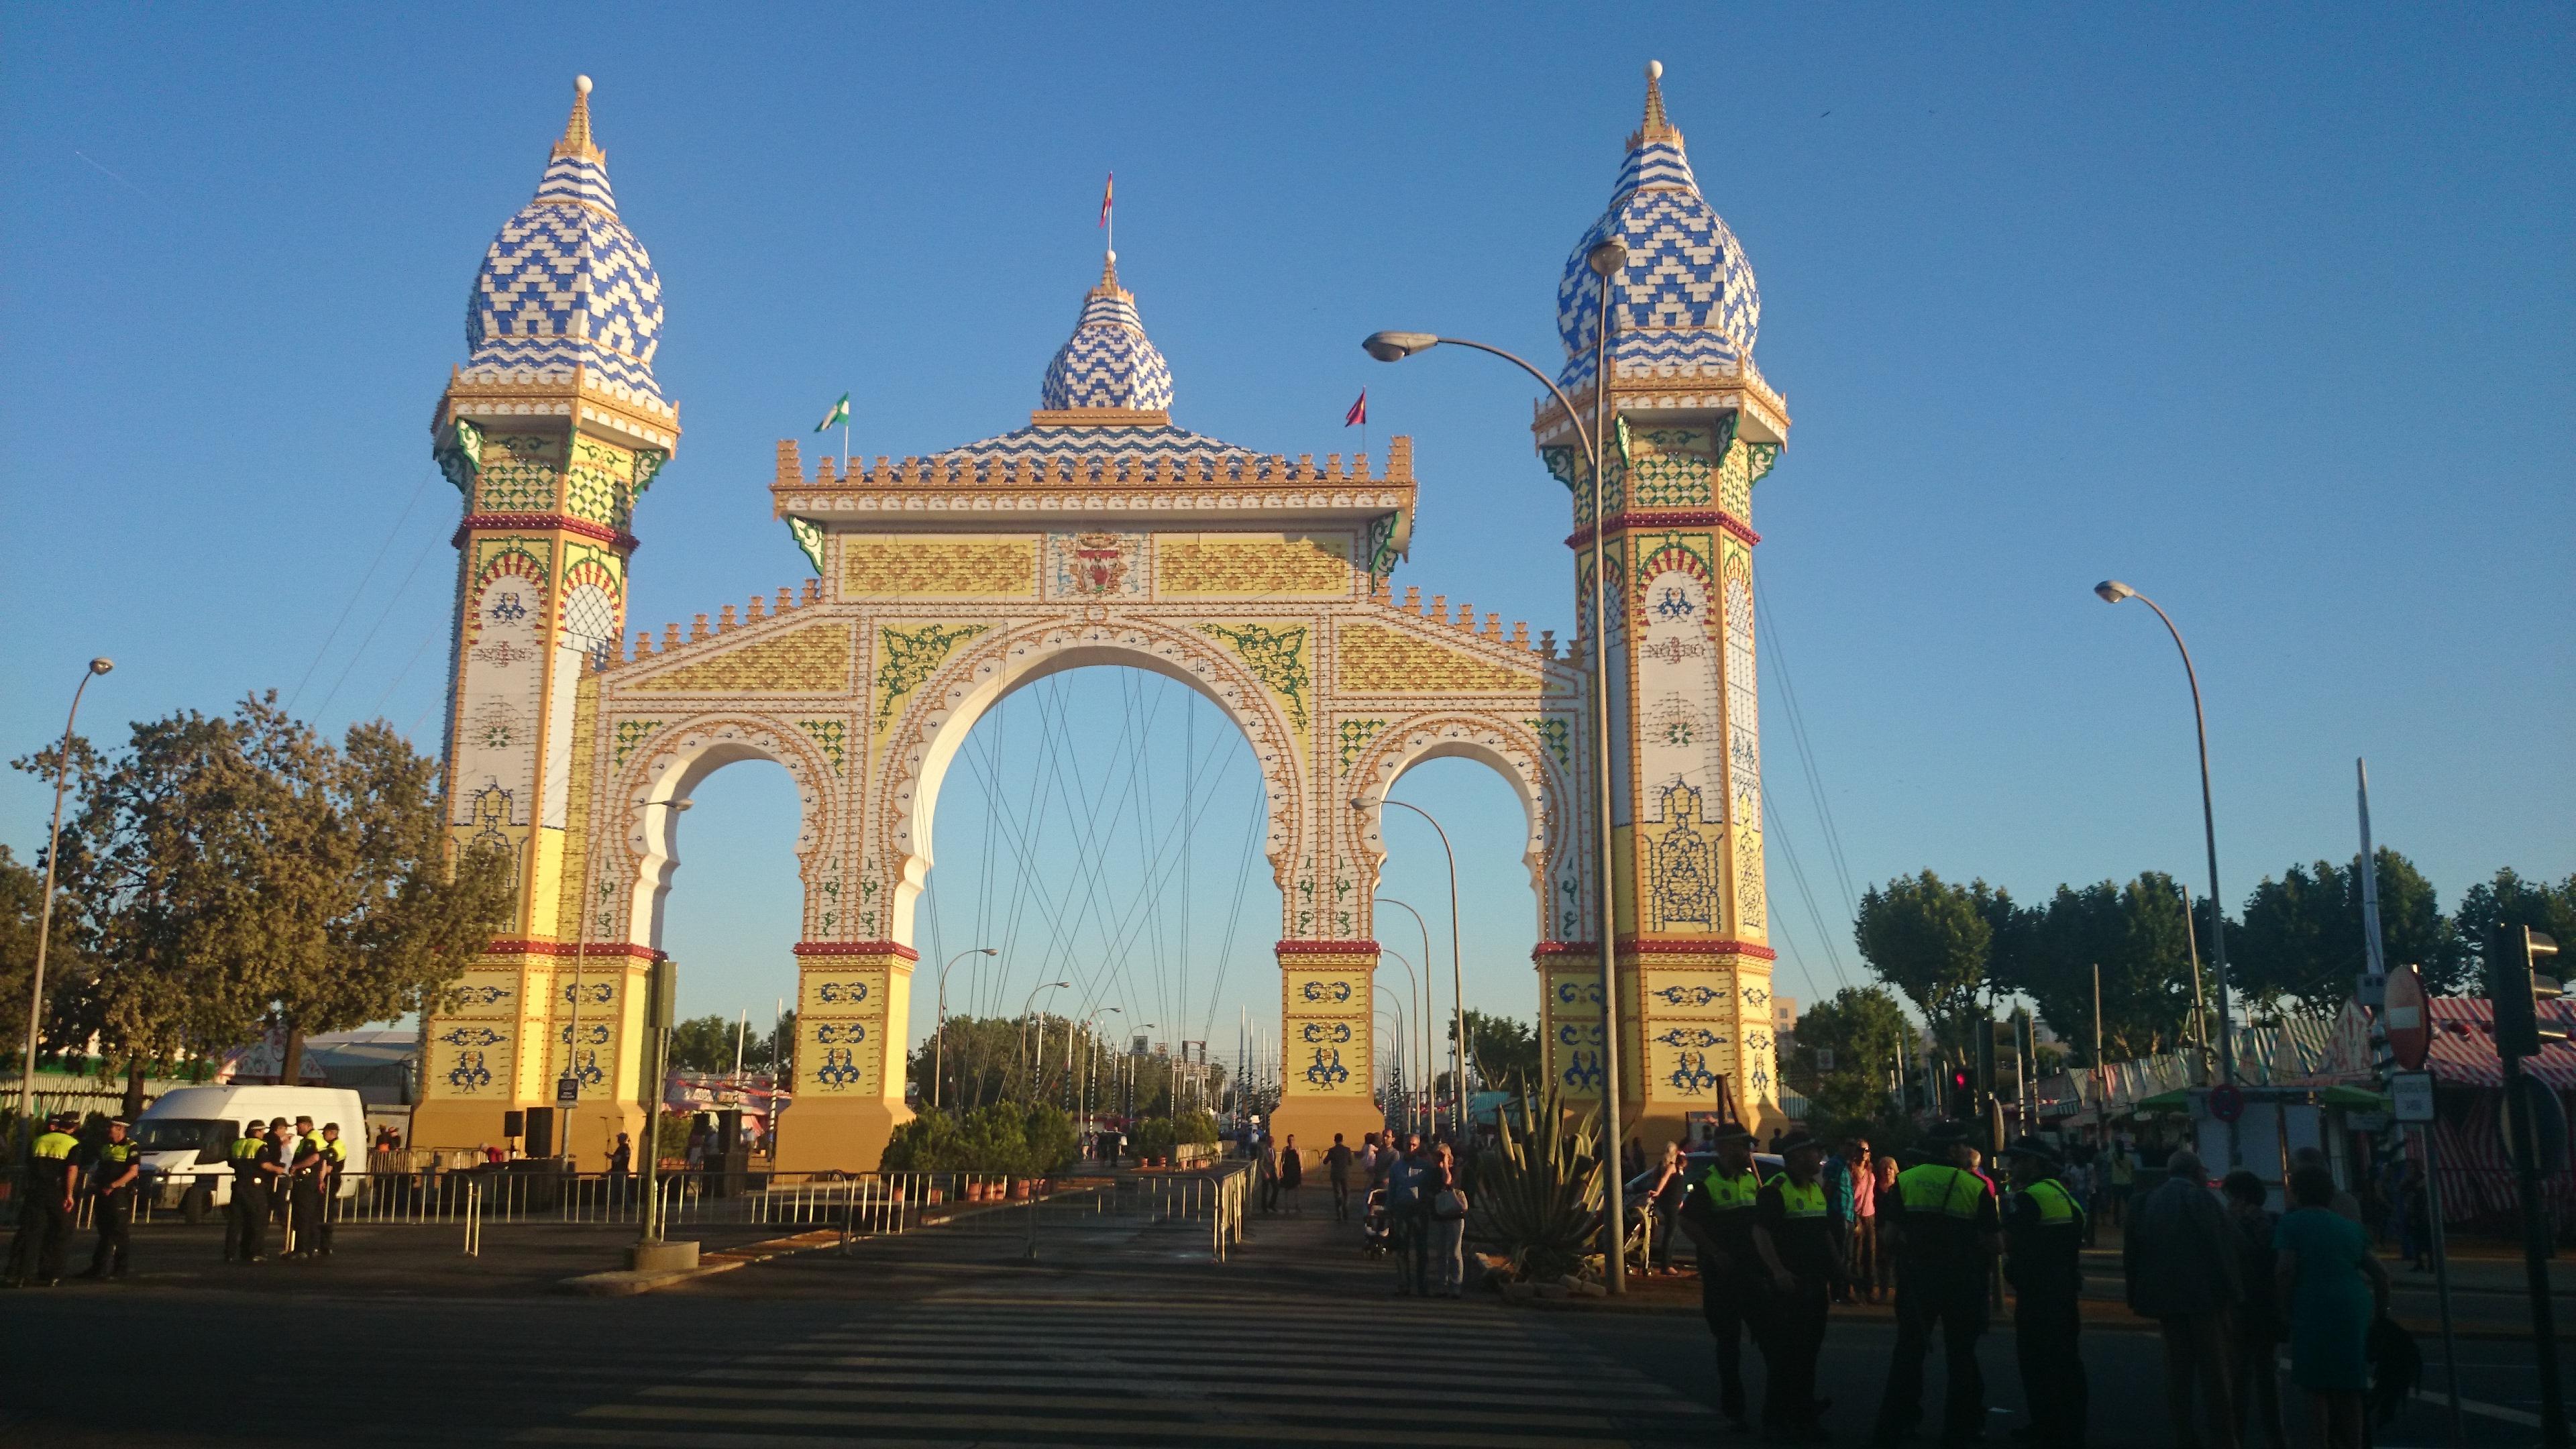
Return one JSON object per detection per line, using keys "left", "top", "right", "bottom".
{"left": 1434, "top": 1186, "right": 1469, "bottom": 1221}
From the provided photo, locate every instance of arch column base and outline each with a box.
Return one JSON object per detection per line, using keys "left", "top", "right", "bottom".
{"left": 1269, "top": 941, "right": 1380, "bottom": 1171}
{"left": 772, "top": 941, "right": 916, "bottom": 1174}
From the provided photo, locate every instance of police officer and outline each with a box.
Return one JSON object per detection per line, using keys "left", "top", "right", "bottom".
{"left": 223, "top": 1119, "right": 266, "bottom": 1262}
{"left": 252, "top": 1117, "right": 294, "bottom": 1259}
{"left": 314, "top": 1122, "right": 349, "bottom": 1256}
{"left": 287, "top": 1116, "right": 326, "bottom": 1259}
{"left": 6, "top": 1112, "right": 82, "bottom": 1287}
{"left": 76, "top": 1117, "right": 142, "bottom": 1280}
{"left": 2003, "top": 1136, "right": 2088, "bottom": 1448}
{"left": 1872, "top": 1123, "right": 2002, "bottom": 1449}
{"left": 1677, "top": 1122, "right": 1768, "bottom": 1431}
{"left": 1753, "top": 1127, "right": 1837, "bottom": 1443}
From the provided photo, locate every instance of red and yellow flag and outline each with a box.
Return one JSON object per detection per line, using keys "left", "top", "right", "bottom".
{"left": 1099, "top": 173, "right": 1114, "bottom": 228}
{"left": 1344, "top": 389, "right": 1368, "bottom": 427}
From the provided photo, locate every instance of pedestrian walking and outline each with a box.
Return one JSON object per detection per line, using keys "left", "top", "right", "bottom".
{"left": 2106, "top": 1141, "right": 2135, "bottom": 1226}
{"left": 1678, "top": 1122, "right": 1768, "bottom": 1432}
{"left": 1754, "top": 1128, "right": 1835, "bottom": 1442}
{"left": 75, "top": 1118, "right": 142, "bottom": 1281}
{"left": 1646, "top": 1140, "right": 1688, "bottom": 1273}
{"left": 607, "top": 1131, "right": 633, "bottom": 1206}
{"left": 1326, "top": 1134, "right": 1354, "bottom": 1221}
{"left": 1847, "top": 1136, "right": 1878, "bottom": 1301}
{"left": 1870, "top": 1124, "right": 2002, "bottom": 1449}
{"left": 2125, "top": 1146, "right": 2243, "bottom": 1449}
{"left": 2275, "top": 1166, "right": 2389, "bottom": 1449}
{"left": 1257, "top": 1137, "right": 1281, "bottom": 1214}
{"left": 2222, "top": 1171, "right": 2290, "bottom": 1449}
{"left": 2003, "top": 1136, "right": 2089, "bottom": 1449}
{"left": 5, "top": 1112, "right": 82, "bottom": 1288}
{"left": 1386, "top": 1134, "right": 1428, "bottom": 1295}
{"left": 1424, "top": 1142, "right": 1468, "bottom": 1297}
{"left": 1279, "top": 1134, "right": 1304, "bottom": 1214}
{"left": 286, "top": 1117, "right": 327, "bottom": 1259}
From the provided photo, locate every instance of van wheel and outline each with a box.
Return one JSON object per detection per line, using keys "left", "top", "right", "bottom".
{"left": 182, "top": 1184, "right": 213, "bottom": 1224}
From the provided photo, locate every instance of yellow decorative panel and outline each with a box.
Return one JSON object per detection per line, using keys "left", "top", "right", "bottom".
{"left": 423, "top": 1027, "right": 514, "bottom": 1099}
{"left": 1338, "top": 624, "right": 1538, "bottom": 694}
{"left": 797, "top": 968, "right": 888, "bottom": 1018}
{"left": 1281, "top": 968, "right": 1369, "bottom": 1014}
{"left": 1160, "top": 534, "right": 1352, "bottom": 596}
{"left": 841, "top": 537, "right": 1038, "bottom": 597}
{"left": 627, "top": 624, "right": 855, "bottom": 694}
{"left": 1640, "top": 967, "right": 1734, "bottom": 1018}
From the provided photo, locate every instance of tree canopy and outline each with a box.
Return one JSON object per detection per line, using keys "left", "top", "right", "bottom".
{"left": 1785, "top": 985, "right": 1913, "bottom": 1130}
{"left": 1854, "top": 871, "right": 1991, "bottom": 1053}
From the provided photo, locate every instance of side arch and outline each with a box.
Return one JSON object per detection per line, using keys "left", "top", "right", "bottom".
{"left": 602, "top": 712, "right": 839, "bottom": 951}
{"left": 1345, "top": 710, "right": 1579, "bottom": 943}
{"left": 866, "top": 616, "right": 1307, "bottom": 949}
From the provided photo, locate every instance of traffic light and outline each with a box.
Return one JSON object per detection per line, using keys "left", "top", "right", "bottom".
{"left": 2492, "top": 928, "right": 2565, "bottom": 1059}
{"left": 1973, "top": 1019, "right": 2020, "bottom": 1104}
{"left": 1945, "top": 1062, "right": 1975, "bottom": 1121}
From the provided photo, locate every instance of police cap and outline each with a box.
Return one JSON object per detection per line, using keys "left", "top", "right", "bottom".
{"left": 1707, "top": 1122, "right": 1756, "bottom": 1146}
{"left": 2006, "top": 1135, "right": 2062, "bottom": 1169}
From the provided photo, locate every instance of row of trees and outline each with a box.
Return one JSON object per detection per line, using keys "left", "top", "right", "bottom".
{"left": 665, "top": 1011, "right": 796, "bottom": 1076}
{"left": 2, "top": 694, "right": 512, "bottom": 1116}
{"left": 908, "top": 1013, "right": 1228, "bottom": 1120}
{"left": 1855, "top": 853, "right": 2575, "bottom": 1066}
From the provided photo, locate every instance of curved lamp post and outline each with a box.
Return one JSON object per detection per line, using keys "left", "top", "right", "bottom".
{"left": 1378, "top": 944, "right": 1427, "bottom": 1138}
{"left": 2096, "top": 580, "right": 2240, "bottom": 1169}
{"left": 1363, "top": 800, "right": 1469, "bottom": 1143}
{"left": 1377, "top": 900, "right": 1437, "bottom": 1141}
{"left": 931, "top": 947, "right": 999, "bottom": 1111}
{"left": 1363, "top": 233, "right": 1633, "bottom": 1293}
{"left": 17, "top": 657, "right": 111, "bottom": 1132}
{"left": 1018, "top": 981, "right": 1071, "bottom": 1098}
{"left": 1079, "top": 1006, "right": 1122, "bottom": 1128}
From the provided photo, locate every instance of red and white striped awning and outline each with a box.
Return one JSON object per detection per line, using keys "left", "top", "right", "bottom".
{"left": 2422, "top": 997, "right": 2576, "bottom": 1092}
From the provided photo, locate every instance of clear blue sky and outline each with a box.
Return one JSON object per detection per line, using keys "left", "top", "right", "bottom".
{"left": 5, "top": 7, "right": 2569, "bottom": 1050}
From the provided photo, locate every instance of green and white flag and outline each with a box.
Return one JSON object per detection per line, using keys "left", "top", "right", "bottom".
{"left": 814, "top": 392, "right": 850, "bottom": 433}
{"left": 788, "top": 517, "right": 826, "bottom": 576}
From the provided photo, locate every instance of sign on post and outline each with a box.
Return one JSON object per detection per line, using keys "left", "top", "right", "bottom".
{"left": 556, "top": 1075, "right": 581, "bottom": 1105}
{"left": 2207, "top": 1082, "right": 2245, "bottom": 1124}
{"left": 2390, "top": 1071, "right": 2435, "bottom": 1124}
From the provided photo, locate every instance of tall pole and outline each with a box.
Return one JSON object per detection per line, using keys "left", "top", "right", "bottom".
{"left": 1585, "top": 244, "right": 1629, "bottom": 1294}
{"left": 932, "top": 947, "right": 997, "bottom": 1111}
{"left": 2180, "top": 885, "right": 2210, "bottom": 1079}
{"left": 1380, "top": 899, "right": 1438, "bottom": 1140}
{"left": 16, "top": 657, "right": 111, "bottom": 1133}
{"left": 2092, "top": 963, "right": 2106, "bottom": 1141}
{"left": 1381, "top": 800, "right": 1468, "bottom": 1142}
{"left": 1379, "top": 945, "right": 1426, "bottom": 1138}
{"left": 2097, "top": 582, "right": 2238, "bottom": 1168}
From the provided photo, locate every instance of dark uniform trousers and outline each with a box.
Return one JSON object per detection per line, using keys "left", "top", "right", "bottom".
{"left": 224, "top": 1181, "right": 258, "bottom": 1258}
{"left": 7, "top": 1192, "right": 71, "bottom": 1283}
{"left": 1765, "top": 1276, "right": 1830, "bottom": 1432}
{"left": 1874, "top": 1261, "right": 1988, "bottom": 1446}
{"left": 89, "top": 1189, "right": 134, "bottom": 1275}
{"left": 290, "top": 1179, "right": 324, "bottom": 1254}
{"left": 1701, "top": 1267, "right": 1765, "bottom": 1421}
{"left": 2015, "top": 1288, "right": 2087, "bottom": 1447}
{"left": 236, "top": 1182, "right": 271, "bottom": 1260}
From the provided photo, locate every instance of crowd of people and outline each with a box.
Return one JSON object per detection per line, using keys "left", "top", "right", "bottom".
{"left": 5, "top": 1112, "right": 352, "bottom": 1287}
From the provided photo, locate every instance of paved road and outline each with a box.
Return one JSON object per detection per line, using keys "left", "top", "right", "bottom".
{"left": 3, "top": 1202, "right": 2566, "bottom": 1446}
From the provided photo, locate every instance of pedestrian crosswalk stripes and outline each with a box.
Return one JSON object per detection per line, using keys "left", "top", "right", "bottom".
{"left": 517, "top": 1293, "right": 1713, "bottom": 1446}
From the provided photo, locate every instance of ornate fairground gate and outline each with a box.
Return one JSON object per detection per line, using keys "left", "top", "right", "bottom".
{"left": 412, "top": 66, "right": 1790, "bottom": 1173}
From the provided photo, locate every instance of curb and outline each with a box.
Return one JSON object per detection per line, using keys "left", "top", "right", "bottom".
{"left": 559, "top": 1229, "right": 840, "bottom": 1296}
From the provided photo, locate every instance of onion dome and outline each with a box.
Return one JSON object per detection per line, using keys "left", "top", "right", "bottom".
{"left": 462, "top": 76, "right": 667, "bottom": 407}
{"left": 1038, "top": 252, "right": 1175, "bottom": 413}
{"left": 1556, "top": 62, "right": 1760, "bottom": 391}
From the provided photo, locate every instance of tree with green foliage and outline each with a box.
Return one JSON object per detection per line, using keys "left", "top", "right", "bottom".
{"left": 0, "top": 843, "right": 89, "bottom": 1066}
{"left": 1462, "top": 1009, "right": 1542, "bottom": 1093}
{"left": 1786, "top": 986, "right": 1913, "bottom": 1131}
{"left": 17, "top": 695, "right": 508, "bottom": 1115}
{"left": 1855, "top": 871, "right": 1993, "bottom": 1053}
{"left": 2451, "top": 868, "right": 2576, "bottom": 994}
{"left": 877, "top": 1100, "right": 1077, "bottom": 1174}
{"left": 2239, "top": 849, "right": 2463, "bottom": 1012}
{"left": 2030, "top": 874, "right": 2199, "bottom": 1060}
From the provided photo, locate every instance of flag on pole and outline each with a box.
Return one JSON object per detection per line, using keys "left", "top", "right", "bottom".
{"left": 1344, "top": 389, "right": 1367, "bottom": 427}
{"left": 1099, "top": 173, "right": 1114, "bottom": 228}
{"left": 1613, "top": 413, "right": 1634, "bottom": 470}
{"left": 814, "top": 392, "right": 849, "bottom": 433}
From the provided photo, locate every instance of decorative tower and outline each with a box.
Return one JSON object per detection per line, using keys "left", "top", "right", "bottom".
{"left": 1534, "top": 62, "right": 1791, "bottom": 1148}
{"left": 414, "top": 76, "right": 681, "bottom": 1160}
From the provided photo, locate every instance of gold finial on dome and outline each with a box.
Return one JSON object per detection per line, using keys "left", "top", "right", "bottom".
{"left": 554, "top": 74, "right": 605, "bottom": 163}
{"left": 1092, "top": 248, "right": 1130, "bottom": 299}
{"left": 1628, "top": 59, "right": 1682, "bottom": 150}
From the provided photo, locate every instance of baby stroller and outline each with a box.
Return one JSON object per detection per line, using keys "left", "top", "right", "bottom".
{"left": 1360, "top": 1185, "right": 1392, "bottom": 1258}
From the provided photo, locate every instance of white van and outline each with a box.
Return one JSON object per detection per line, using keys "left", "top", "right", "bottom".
{"left": 132, "top": 1085, "right": 369, "bottom": 1221}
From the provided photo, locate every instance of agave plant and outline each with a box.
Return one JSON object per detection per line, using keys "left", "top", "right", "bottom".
{"left": 1471, "top": 1082, "right": 1606, "bottom": 1283}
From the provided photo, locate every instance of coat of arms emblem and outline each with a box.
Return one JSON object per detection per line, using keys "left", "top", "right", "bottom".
{"left": 1069, "top": 532, "right": 1127, "bottom": 596}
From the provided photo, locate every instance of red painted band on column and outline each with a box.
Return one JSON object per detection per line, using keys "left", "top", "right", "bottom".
{"left": 453, "top": 513, "right": 640, "bottom": 553}
{"left": 1564, "top": 509, "right": 1760, "bottom": 550}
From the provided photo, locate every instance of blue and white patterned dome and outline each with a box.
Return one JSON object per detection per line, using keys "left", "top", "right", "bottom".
{"left": 1038, "top": 253, "right": 1174, "bottom": 413}
{"left": 462, "top": 77, "right": 667, "bottom": 407}
{"left": 1556, "top": 62, "right": 1760, "bottom": 392}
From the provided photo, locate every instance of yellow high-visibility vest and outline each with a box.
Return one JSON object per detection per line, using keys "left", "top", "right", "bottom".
{"left": 1896, "top": 1162, "right": 1986, "bottom": 1220}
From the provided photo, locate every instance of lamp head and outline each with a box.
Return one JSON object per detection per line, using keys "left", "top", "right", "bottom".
{"left": 2093, "top": 580, "right": 2136, "bottom": 604}
{"left": 979, "top": 947, "right": 998, "bottom": 956}
{"left": 88, "top": 658, "right": 113, "bottom": 676}
{"left": 1362, "top": 331, "right": 1439, "bottom": 363}
{"left": 1586, "top": 239, "right": 1629, "bottom": 278}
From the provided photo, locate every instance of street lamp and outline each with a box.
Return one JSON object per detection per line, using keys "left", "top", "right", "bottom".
{"left": 1358, "top": 799, "right": 1470, "bottom": 1151}
{"left": 17, "top": 657, "right": 111, "bottom": 1134}
{"left": 1019, "top": 981, "right": 1071, "bottom": 1097}
{"left": 1377, "top": 899, "right": 1437, "bottom": 1141}
{"left": 1377, "top": 943, "right": 1428, "bottom": 1138}
{"left": 1362, "top": 231, "right": 1633, "bottom": 1293}
{"left": 1373, "top": 987, "right": 1408, "bottom": 1136}
{"left": 931, "top": 947, "right": 999, "bottom": 1111}
{"left": 1080, "top": 1006, "right": 1121, "bottom": 1131}
{"left": 2094, "top": 580, "right": 2241, "bottom": 1152}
